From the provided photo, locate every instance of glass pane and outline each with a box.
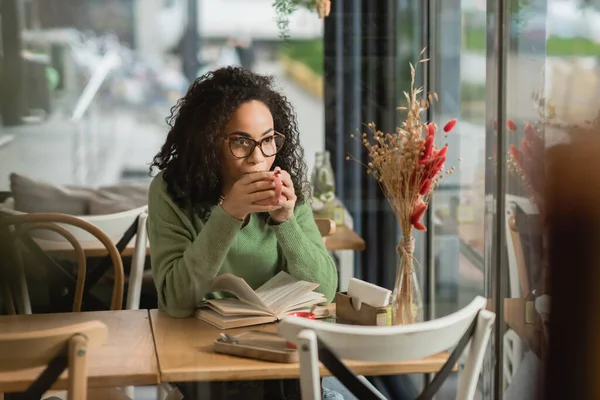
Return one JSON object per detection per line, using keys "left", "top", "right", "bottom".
{"left": 498, "top": 0, "right": 600, "bottom": 398}
{"left": 430, "top": 0, "right": 486, "bottom": 319}
{"left": 429, "top": 0, "right": 489, "bottom": 397}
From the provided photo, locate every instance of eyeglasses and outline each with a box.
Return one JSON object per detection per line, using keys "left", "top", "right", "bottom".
{"left": 226, "top": 131, "right": 285, "bottom": 159}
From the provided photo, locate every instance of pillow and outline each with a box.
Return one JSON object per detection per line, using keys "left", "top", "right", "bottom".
{"left": 9, "top": 173, "right": 150, "bottom": 215}
{"left": 10, "top": 173, "right": 93, "bottom": 215}
{"left": 88, "top": 181, "right": 149, "bottom": 215}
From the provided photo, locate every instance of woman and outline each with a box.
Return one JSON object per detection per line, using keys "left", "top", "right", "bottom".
{"left": 148, "top": 67, "right": 340, "bottom": 399}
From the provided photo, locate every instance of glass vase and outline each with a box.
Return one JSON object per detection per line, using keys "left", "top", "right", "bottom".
{"left": 390, "top": 236, "right": 423, "bottom": 325}
{"left": 311, "top": 150, "right": 336, "bottom": 219}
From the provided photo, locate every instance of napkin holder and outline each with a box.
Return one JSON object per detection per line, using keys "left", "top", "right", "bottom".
{"left": 335, "top": 292, "right": 391, "bottom": 326}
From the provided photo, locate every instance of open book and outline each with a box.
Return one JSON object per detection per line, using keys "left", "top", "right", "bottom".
{"left": 195, "top": 271, "right": 327, "bottom": 329}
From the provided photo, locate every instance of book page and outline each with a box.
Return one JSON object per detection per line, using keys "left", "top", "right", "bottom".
{"left": 209, "top": 274, "right": 268, "bottom": 311}
{"left": 196, "top": 308, "right": 276, "bottom": 330}
{"left": 206, "top": 298, "right": 272, "bottom": 317}
{"left": 256, "top": 271, "right": 320, "bottom": 313}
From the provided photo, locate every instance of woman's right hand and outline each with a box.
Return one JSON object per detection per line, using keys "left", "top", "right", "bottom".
{"left": 220, "top": 171, "right": 283, "bottom": 220}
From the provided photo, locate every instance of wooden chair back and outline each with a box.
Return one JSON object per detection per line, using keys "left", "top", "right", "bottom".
{"left": 0, "top": 213, "right": 125, "bottom": 311}
{"left": 314, "top": 218, "right": 336, "bottom": 237}
{"left": 0, "top": 321, "right": 107, "bottom": 399}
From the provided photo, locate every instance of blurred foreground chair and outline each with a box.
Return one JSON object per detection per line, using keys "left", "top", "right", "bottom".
{"left": 279, "top": 296, "right": 495, "bottom": 400}
{"left": 0, "top": 321, "right": 118, "bottom": 400}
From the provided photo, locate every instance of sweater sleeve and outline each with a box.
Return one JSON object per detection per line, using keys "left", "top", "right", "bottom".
{"left": 147, "top": 178, "right": 243, "bottom": 318}
{"left": 269, "top": 203, "right": 338, "bottom": 302}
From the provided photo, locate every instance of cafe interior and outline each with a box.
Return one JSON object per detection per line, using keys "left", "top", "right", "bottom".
{"left": 1, "top": 0, "right": 599, "bottom": 399}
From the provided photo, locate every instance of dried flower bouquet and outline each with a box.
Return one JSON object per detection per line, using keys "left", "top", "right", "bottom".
{"left": 348, "top": 49, "right": 458, "bottom": 324}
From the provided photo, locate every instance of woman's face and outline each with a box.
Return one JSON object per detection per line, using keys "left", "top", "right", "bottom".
{"left": 220, "top": 100, "right": 278, "bottom": 194}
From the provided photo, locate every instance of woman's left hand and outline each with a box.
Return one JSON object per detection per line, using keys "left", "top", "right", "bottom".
{"left": 269, "top": 169, "right": 297, "bottom": 223}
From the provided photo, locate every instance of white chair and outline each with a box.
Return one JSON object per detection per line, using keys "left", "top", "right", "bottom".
{"left": 125, "top": 210, "right": 148, "bottom": 311}
{"left": 0, "top": 198, "right": 148, "bottom": 311}
{"left": 278, "top": 296, "right": 495, "bottom": 400}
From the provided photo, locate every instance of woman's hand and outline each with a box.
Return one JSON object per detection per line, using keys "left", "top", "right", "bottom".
{"left": 220, "top": 171, "right": 283, "bottom": 220}
{"left": 268, "top": 169, "right": 297, "bottom": 223}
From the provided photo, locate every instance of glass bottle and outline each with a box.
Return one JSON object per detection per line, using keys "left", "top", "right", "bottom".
{"left": 311, "top": 151, "right": 336, "bottom": 219}
{"left": 311, "top": 152, "right": 324, "bottom": 193}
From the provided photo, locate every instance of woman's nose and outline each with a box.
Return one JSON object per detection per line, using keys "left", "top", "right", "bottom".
{"left": 247, "top": 145, "right": 265, "bottom": 163}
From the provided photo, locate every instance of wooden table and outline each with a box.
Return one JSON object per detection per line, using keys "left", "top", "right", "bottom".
{"left": 150, "top": 310, "right": 450, "bottom": 383}
{"left": 324, "top": 225, "right": 365, "bottom": 251}
{"left": 0, "top": 310, "right": 159, "bottom": 393}
{"left": 33, "top": 236, "right": 138, "bottom": 259}
{"left": 36, "top": 223, "right": 365, "bottom": 259}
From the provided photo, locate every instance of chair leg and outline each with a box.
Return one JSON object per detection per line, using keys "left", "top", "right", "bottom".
{"left": 297, "top": 329, "right": 322, "bottom": 400}
{"left": 123, "top": 386, "right": 134, "bottom": 399}
{"left": 164, "top": 386, "right": 183, "bottom": 400}
{"left": 15, "top": 258, "right": 32, "bottom": 314}
{"left": 7, "top": 248, "right": 32, "bottom": 314}
{"left": 67, "top": 334, "right": 89, "bottom": 400}
{"left": 156, "top": 383, "right": 169, "bottom": 400}
{"left": 157, "top": 383, "right": 183, "bottom": 400}
{"left": 125, "top": 213, "right": 147, "bottom": 311}
{"left": 2, "top": 280, "right": 16, "bottom": 315}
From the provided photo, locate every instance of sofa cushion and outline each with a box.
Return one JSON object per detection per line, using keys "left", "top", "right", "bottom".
{"left": 10, "top": 173, "right": 93, "bottom": 214}
{"left": 89, "top": 181, "right": 149, "bottom": 215}
{"left": 9, "top": 173, "right": 149, "bottom": 215}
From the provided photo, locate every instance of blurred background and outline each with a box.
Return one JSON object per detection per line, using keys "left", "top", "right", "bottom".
{"left": 1, "top": 0, "right": 600, "bottom": 398}
{"left": 0, "top": 0, "right": 327, "bottom": 188}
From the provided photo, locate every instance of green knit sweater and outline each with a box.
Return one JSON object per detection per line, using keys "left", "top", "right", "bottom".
{"left": 147, "top": 172, "right": 338, "bottom": 318}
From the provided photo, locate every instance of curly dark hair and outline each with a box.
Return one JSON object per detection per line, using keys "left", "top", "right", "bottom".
{"left": 150, "top": 66, "right": 310, "bottom": 219}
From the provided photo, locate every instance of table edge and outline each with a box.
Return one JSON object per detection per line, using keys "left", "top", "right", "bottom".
{"left": 158, "top": 352, "right": 453, "bottom": 383}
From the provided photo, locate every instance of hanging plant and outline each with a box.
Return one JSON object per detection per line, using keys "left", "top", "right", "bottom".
{"left": 273, "top": 0, "right": 331, "bottom": 39}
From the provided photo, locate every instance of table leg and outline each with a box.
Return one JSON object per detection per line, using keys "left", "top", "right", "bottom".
{"left": 13, "top": 251, "right": 32, "bottom": 314}
{"left": 336, "top": 207, "right": 356, "bottom": 292}
{"left": 335, "top": 250, "right": 354, "bottom": 293}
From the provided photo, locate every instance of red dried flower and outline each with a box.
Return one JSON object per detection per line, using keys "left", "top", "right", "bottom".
{"left": 422, "top": 135, "right": 434, "bottom": 160}
{"left": 419, "top": 178, "right": 432, "bottom": 195}
{"left": 413, "top": 221, "right": 427, "bottom": 231}
{"left": 509, "top": 144, "right": 522, "bottom": 167}
{"left": 506, "top": 120, "right": 517, "bottom": 132}
{"left": 410, "top": 201, "right": 428, "bottom": 231}
{"left": 428, "top": 155, "right": 446, "bottom": 178}
{"left": 443, "top": 119, "right": 457, "bottom": 133}
{"left": 435, "top": 145, "right": 448, "bottom": 159}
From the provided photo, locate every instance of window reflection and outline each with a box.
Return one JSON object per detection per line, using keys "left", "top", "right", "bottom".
{"left": 431, "top": 0, "right": 486, "bottom": 320}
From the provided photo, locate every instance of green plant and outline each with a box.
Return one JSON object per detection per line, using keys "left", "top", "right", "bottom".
{"left": 273, "top": 0, "right": 319, "bottom": 39}
{"left": 461, "top": 82, "right": 486, "bottom": 103}
{"left": 280, "top": 39, "right": 323, "bottom": 75}
{"left": 509, "top": 0, "right": 532, "bottom": 27}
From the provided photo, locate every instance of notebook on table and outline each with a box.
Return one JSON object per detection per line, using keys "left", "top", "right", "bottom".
{"left": 195, "top": 271, "right": 327, "bottom": 329}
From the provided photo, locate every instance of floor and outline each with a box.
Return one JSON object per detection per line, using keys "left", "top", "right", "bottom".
{"left": 128, "top": 374, "right": 483, "bottom": 400}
